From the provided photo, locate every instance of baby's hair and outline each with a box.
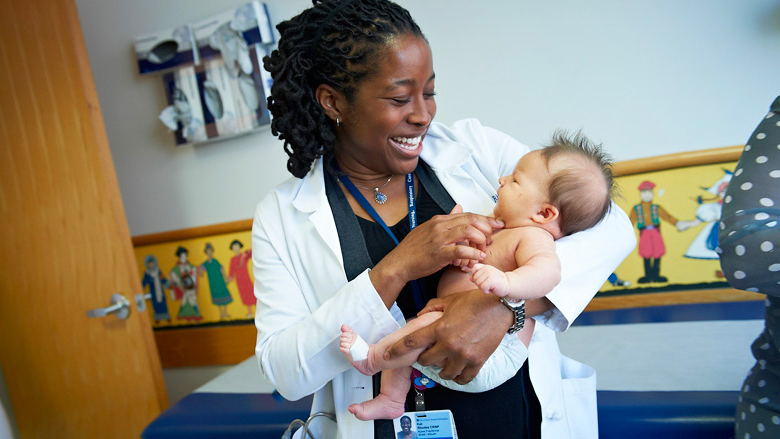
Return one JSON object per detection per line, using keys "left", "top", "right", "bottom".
{"left": 540, "top": 130, "right": 614, "bottom": 236}
{"left": 263, "top": 0, "right": 424, "bottom": 178}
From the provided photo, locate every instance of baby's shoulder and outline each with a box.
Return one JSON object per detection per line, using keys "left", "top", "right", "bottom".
{"left": 498, "top": 225, "right": 553, "bottom": 242}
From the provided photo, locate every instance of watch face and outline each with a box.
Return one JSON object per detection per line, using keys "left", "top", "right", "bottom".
{"left": 502, "top": 298, "right": 524, "bottom": 309}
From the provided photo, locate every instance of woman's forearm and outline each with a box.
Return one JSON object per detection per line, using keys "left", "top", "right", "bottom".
{"left": 525, "top": 296, "right": 554, "bottom": 317}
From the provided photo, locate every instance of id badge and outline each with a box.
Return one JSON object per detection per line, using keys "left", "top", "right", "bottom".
{"left": 393, "top": 410, "right": 458, "bottom": 439}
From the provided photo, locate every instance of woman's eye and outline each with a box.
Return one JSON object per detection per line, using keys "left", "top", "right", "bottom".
{"left": 423, "top": 92, "right": 436, "bottom": 99}
{"left": 391, "top": 98, "right": 411, "bottom": 104}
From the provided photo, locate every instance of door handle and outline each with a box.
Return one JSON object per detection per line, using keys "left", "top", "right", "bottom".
{"left": 135, "top": 293, "right": 151, "bottom": 312}
{"left": 86, "top": 293, "right": 131, "bottom": 320}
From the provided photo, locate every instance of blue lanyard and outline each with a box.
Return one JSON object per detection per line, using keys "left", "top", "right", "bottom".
{"left": 337, "top": 171, "right": 425, "bottom": 311}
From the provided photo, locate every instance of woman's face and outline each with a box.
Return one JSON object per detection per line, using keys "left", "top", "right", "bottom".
{"left": 335, "top": 34, "right": 436, "bottom": 177}
{"left": 400, "top": 416, "right": 412, "bottom": 432}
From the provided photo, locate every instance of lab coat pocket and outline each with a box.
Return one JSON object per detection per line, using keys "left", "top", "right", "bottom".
{"left": 560, "top": 355, "right": 598, "bottom": 439}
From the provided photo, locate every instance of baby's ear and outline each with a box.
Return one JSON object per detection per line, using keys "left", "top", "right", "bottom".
{"left": 532, "top": 203, "right": 559, "bottom": 224}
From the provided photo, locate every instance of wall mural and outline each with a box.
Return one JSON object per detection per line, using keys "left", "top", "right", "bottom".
{"left": 134, "top": 231, "right": 254, "bottom": 328}
{"left": 133, "top": 161, "right": 740, "bottom": 328}
{"left": 599, "top": 161, "right": 737, "bottom": 296}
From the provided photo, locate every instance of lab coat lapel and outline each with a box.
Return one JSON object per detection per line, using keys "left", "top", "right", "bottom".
{"left": 291, "top": 160, "right": 345, "bottom": 276}
{"left": 422, "top": 133, "right": 498, "bottom": 215}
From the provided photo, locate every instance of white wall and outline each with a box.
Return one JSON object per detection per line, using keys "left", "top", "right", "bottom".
{"left": 74, "top": 0, "right": 780, "bottom": 236}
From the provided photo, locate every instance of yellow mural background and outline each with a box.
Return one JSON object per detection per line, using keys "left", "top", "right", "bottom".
{"left": 600, "top": 161, "right": 737, "bottom": 294}
{"left": 134, "top": 231, "right": 254, "bottom": 328}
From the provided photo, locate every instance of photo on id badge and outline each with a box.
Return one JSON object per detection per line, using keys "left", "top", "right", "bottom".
{"left": 393, "top": 410, "right": 457, "bottom": 439}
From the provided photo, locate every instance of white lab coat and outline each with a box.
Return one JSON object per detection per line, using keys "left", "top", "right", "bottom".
{"left": 252, "top": 119, "right": 636, "bottom": 439}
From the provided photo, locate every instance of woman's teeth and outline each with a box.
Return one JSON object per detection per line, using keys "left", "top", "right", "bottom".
{"left": 392, "top": 136, "right": 421, "bottom": 150}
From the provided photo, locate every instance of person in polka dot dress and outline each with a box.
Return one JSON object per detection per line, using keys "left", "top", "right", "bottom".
{"left": 719, "top": 95, "right": 780, "bottom": 439}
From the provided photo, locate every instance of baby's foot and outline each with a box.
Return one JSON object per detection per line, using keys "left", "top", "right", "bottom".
{"left": 348, "top": 393, "right": 406, "bottom": 421}
{"left": 339, "top": 324, "right": 376, "bottom": 376}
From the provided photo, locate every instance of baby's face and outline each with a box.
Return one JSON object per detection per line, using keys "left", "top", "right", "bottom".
{"left": 494, "top": 150, "right": 552, "bottom": 228}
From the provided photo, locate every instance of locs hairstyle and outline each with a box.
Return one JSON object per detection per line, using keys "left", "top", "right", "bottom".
{"left": 263, "top": 0, "right": 424, "bottom": 178}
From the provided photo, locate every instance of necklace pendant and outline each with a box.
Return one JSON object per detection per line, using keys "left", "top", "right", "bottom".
{"left": 374, "top": 188, "right": 388, "bottom": 204}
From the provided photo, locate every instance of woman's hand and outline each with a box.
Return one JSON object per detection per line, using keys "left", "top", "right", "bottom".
{"left": 370, "top": 205, "right": 504, "bottom": 307}
{"left": 383, "top": 289, "right": 513, "bottom": 384}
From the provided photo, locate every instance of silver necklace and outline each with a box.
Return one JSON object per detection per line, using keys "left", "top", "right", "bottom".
{"left": 351, "top": 175, "right": 393, "bottom": 204}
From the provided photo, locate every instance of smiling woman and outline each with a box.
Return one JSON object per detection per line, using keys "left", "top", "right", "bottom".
{"left": 252, "top": 1, "right": 635, "bottom": 438}
{"left": 319, "top": 34, "right": 435, "bottom": 179}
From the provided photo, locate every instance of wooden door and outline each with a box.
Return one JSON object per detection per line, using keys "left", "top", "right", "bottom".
{"left": 0, "top": 0, "right": 168, "bottom": 437}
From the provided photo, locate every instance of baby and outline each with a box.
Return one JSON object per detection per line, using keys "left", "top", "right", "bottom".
{"left": 340, "top": 130, "right": 615, "bottom": 421}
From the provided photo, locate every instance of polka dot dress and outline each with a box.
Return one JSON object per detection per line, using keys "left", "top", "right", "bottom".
{"left": 719, "top": 96, "right": 780, "bottom": 438}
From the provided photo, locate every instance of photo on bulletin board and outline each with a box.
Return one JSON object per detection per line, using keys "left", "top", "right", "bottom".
{"left": 599, "top": 160, "right": 738, "bottom": 297}
{"left": 135, "top": 230, "right": 255, "bottom": 329}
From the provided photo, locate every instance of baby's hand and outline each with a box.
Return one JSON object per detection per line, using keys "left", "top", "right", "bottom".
{"left": 470, "top": 263, "right": 509, "bottom": 297}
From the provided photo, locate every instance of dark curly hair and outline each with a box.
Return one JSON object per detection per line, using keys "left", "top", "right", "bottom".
{"left": 540, "top": 130, "right": 615, "bottom": 236}
{"left": 263, "top": 0, "right": 424, "bottom": 178}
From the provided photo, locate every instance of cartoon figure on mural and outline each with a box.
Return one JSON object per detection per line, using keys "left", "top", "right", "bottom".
{"left": 629, "top": 180, "right": 698, "bottom": 284}
{"left": 169, "top": 246, "right": 203, "bottom": 322}
{"left": 141, "top": 254, "right": 171, "bottom": 322}
{"left": 681, "top": 169, "right": 733, "bottom": 278}
{"left": 228, "top": 239, "right": 255, "bottom": 319}
{"left": 607, "top": 272, "right": 630, "bottom": 287}
{"left": 682, "top": 170, "right": 733, "bottom": 261}
{"left": 199, "top": 242, "right": 234, "bottom": 320}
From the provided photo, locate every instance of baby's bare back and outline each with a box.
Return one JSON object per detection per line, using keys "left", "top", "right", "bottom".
{"left": 437, "top": 227, "right": 533, "bottom": 297}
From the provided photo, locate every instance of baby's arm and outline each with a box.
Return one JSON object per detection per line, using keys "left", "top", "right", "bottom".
{"left": 471, "top": 228, "right": 561, "bottom": 301}
{"left": 340, "top": 311, "right": 443, "bottom": 376}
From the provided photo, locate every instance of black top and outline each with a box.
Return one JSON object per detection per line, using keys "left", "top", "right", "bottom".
{"left": 324, "top": 160, "right": 540, "bottom": 439}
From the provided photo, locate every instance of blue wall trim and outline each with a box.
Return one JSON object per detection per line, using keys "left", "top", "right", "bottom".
{"left": 574, "top": 300, "right": 764, "bottom": 326}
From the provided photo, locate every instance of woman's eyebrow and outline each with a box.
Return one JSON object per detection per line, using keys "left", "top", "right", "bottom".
{"left": 385, "top": 73, "right": 436, "bottom": 91}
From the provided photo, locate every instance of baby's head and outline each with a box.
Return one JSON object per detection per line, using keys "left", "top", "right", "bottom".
{"left": 494, "top": 130, "right": 614, "bottom": 238}
{"left": 541, "top": 130, "right": 614, "bottom": 236}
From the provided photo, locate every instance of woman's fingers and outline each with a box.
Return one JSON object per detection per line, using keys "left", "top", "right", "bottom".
{"left": 383, "top": 323, "right": 437, "bottom": 361}
{"left": 372, "top": 209, "right": 503, "bottom": 301}
{"left": 417, "top": 297, "right": 451, "bottom": 315}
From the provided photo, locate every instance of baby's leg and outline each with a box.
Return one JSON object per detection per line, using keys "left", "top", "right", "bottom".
{"left": 348, "top": 366, "right": 412, "bottom": 421}
{"left": 339, "top": 312, "right": 442, "bottom": 376}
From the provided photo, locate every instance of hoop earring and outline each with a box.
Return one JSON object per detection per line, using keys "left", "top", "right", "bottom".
{"left": 336, "top": 118, "right": 340, "bottom": 127}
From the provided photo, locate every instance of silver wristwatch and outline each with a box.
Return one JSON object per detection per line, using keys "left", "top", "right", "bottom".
{"left": 500, "top": 298, "right": 525, "bottom": 334}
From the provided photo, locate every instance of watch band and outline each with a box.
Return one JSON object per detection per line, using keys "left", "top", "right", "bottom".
{"left": 500, "top": 298, "right": 525, "bottom": 334}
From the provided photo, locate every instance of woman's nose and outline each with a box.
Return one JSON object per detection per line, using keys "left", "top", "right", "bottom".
{"left": 408, "top": 97, "right": 433, "bottom": 126}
